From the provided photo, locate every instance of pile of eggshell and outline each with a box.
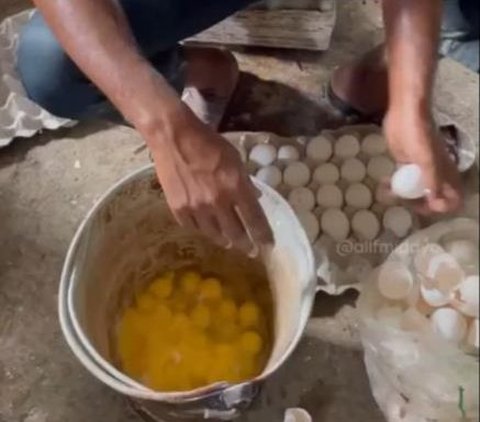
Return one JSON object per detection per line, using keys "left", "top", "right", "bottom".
{"left": 375, "top": 237, "right": 479, "bottom": 354}
{"left": 243, "top": 132, "right": 414, "bottom": 248}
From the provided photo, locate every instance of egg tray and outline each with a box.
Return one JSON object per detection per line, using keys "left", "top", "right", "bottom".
{"left": 0, "top": 10, "right": 73, "bottom": 148}
{"left": 224, "top": 125, "right": 479, "bottom": 295}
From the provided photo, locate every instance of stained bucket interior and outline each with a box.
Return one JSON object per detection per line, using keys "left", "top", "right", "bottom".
{"left": 66, "top": 166, "right": 316, "bottom": 394}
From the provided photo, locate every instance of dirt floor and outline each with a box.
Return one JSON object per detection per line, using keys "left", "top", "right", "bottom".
{"left": 0, "top": 1, "right": 478, "bottom": 422}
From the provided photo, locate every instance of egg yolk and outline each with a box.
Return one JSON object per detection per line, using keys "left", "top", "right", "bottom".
{"left": 116, "top": 269, "right": 272, "bottom": 392}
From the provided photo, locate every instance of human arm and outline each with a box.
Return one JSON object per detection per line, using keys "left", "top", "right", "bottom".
{"left": 382, "top": 0, "right": 462, "bottom": 213}
{"left": 32, "top": 0, "right": 272, "bottom": 253}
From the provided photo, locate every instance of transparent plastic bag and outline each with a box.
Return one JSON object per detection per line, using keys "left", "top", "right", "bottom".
{"left": 358, "top": 218, "right": 479, "bottom": 422}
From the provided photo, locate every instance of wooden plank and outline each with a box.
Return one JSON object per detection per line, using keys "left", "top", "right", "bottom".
{"left": 186, "top": 8, "right": 336, "bottom": 51}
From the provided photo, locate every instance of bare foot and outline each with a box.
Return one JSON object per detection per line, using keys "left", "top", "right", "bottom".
{"left": 181, "top": 47, "right": 239, "bottom": 130}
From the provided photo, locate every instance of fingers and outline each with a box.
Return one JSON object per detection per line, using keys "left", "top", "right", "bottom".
{"left": 215, "top": 204, "right": 255, "bottom": 255}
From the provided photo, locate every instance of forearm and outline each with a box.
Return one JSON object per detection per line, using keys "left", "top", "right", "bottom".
{"left": 382, "top": 0, "right": 442, "bottom": 117}
{"left": 33, "top": 0, "right": 183, "bottom": 144}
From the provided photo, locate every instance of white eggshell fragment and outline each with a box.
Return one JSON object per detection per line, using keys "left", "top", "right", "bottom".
{"left": 425, "top": 253, "right": 464, "bottom": 293}
{"left": 284, "top": 408, "right": 312, "bottom": 422}
{"left": 467, "top": 319, "right": 479, "bottom": 349}
{"left": 362, "top": 133, "right": 387, "bottom": 156}
{"left": 288, "top": 187, "right": 316, "bottom": 212}
{"left": 443, "top": 239, "right": 478, "bottom": 269}
{"left": 351, "top": 210, "right": 380, "bottom": 241}
{"left": 249, "top": 144, "right": 277, "bottom": 167}
{"left": 277, "top": 145, "right": 300, "bottom": 163}
{"left": 414, "top": 243, "right": 446, "bottom": 276}
{"left": 313, "top": 163, "right": 340, "bottom": 185}
{"left": 345, "top": 183, "right": 373, "bottom": 209}
{"left": 391, "top": 164, "right": 426, "bottom": 199}
{"left": 430, "top": 308, "right": 467, "bottom": 344}
{"left": 367, "top": 156, "right": 396, "bottom": 182}
{"left": 297, "top": 211, "right": 320, "bottom": 243}
{"left": 256, "top": 165, "right": 282, "bottom": 188}
{"left": 316, "top": 184, "right": 344, "bottom": 209}
{"left": 321, "top": 209, "right": 350, "bottom": 241}
{"left": 306, "top": 136, "right": 332, "bottom": 162}
{"left": 383, "top": 206, "right": 413, "bottom": 238}
{"left": 284, "top": 162, "right": 311, "bottom": 187}
{"left": 378, "top": 261, "right": 414, "bottom": 300}
{"left": 457, "top": 275, "right": 479, "bottom": 317}
{"left": 334, "top": 134, "right": 360, "bottom": 160}
{"left": 420, "top": 284, "right": 453, "bottom": 308}
{"left": 341, "top": 158, "right": 367, "bottom": 183}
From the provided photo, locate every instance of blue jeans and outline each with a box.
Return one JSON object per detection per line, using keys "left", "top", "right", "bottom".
{"left": 17, "top": 0, "right": 254, "bottom": 120}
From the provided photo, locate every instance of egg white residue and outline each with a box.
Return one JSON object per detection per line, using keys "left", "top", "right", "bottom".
{"left": 316, "top": 184, "right": 344, "bottom": 209}
{"left": 306, "top": 136, "right": 333, "bottom": 163}
{"left": 334, "top": 134, "right": 360, "bottom": 160}
{"left": 367, "top": 156, "right": 396, "bottom": 182}
{"left": 391, "top": 164, "right": 426, "bottom": 200}
{"left": 277, "top": 145, "right": 300, "bottom": 163}
{"left": 288, "top": 187, "right": 316, "bottom": 212}
{"left": 320, "top": 208, "right": 350, "bottom": 241}
{"left": 430, "top": 307, "right": 467, "bottom": 344}
{"left": 361, "top": 133, "right": 387, "bottom": 156}
{"left": 383, "top": 206, "right": 412, "bottom": 238}
{"left": 378, "top": 261, "right": 414, "bottom": 300}
{"left": 256, "top": 165, "right": 282, "bottom": 188}
{"left": 313, "top": 163, "right": 340, "bottom": 185}
{"left": 345, "top": 183, "right": 373, "bottom": 209}
{"left": 341, "top": 158, "right": 366, "bottom": 183}
{"left": 249, "top": 143, "right": 277, "bottom": 168}
{"left": 351, "top": 210, "right": 380, "bottom": 241}
{"left": 284, "top": 162, "right": 311, "bottom": 187}
{"left": 297, "top": 211, "right": 320, "bottom": 243}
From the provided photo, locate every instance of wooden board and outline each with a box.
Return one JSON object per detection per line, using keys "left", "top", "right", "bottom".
{"left": 186, "top": 8, "right": 336, "bottom": 51}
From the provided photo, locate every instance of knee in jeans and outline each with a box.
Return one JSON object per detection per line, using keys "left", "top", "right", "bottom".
{"left": 17, "top": 13, "right": 77, "bottom": 117}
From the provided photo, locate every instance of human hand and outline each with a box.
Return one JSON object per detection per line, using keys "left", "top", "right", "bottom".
{"left": 144, "top": 104, "right": 273, "bottom": 256}
{"left": 384, "top": 107, "right": 463, "bottom": 214}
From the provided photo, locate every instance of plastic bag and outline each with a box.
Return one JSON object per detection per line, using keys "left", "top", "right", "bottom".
{"left": 358, "top": 218, "right": 479, "bottom": 422}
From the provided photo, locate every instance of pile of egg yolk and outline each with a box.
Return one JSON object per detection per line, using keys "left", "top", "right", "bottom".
{"left": 116, "top": 270, "right": 272, "bottom": 392}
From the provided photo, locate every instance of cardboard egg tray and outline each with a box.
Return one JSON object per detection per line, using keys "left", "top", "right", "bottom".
{"left": 0, "top": 10, "right": 73, "bottom": 148}
{"left": 224, "top": 126, "right": 478, "bottom": 295}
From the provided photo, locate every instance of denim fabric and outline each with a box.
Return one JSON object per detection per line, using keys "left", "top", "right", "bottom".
{"left": 17, "top": 0, "right": 255, "bottom": 119}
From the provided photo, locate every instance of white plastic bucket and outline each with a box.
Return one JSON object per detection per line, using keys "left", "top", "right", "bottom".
{"left": 59, "top": 164, "right": 317, "bottom": 420}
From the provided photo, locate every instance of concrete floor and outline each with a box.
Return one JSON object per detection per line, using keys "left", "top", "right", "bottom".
{"left": 0, "top": 1, "right": 477, "bottom": 422}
